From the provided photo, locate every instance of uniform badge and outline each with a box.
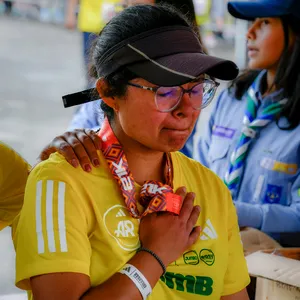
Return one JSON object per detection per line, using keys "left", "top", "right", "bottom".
{"left": 264, "top": 184, "right": 282, "bottom": 204}
{"left": 212, "top": 125, "right": 236, "bottom": 139}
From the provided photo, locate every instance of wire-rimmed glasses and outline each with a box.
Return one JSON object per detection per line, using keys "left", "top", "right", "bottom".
{"left": 127, "top": 79, "right": 220, "bottom": 113}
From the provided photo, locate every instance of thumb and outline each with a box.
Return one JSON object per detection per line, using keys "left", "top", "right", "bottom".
{"left": 38, "top": 146, "right": 57, "bottom": 162}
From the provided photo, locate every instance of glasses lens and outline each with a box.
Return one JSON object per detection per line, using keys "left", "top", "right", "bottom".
{"left": 155, "top": 86, "right": 182, "bottom": 112}
{"left": 189, "top": 83, "right": 204, "bottom": 110}
{"left": 190, "top": 80, "right": 217, "bottom": 110}
{"left": 203, "top": 81, "right": 218, "bottom": 108}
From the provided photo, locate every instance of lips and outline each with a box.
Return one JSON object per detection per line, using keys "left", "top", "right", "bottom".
{"left": 164, "top": 128, "right": 190, "bottom": 132}
{"left": 248, "top": 46, "right": 259, "bottom": 57}
{"left": 248, "top": 47, "right": 258, "bottom": 51}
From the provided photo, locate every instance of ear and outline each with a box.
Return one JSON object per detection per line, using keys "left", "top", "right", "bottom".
{"left": 96, "top": 78, "right": 118, "bottom": 110}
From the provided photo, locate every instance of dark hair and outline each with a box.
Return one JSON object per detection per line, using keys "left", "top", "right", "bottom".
{"left": 90, "top": 4, "right": 195, "bottom": 121}
{"left": 229, "top": 16, "right": 300, "bottom": 129}
{"left": 156, "top": 0, "right": 207, "bottom": 51}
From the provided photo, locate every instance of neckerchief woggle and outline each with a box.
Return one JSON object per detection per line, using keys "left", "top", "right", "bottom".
{"left": 99, "top": 118, "right": 183, "bottom": 218}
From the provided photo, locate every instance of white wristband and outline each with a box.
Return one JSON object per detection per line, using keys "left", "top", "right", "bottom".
{"left": 119, "top": 264, "right": 152, "bottom": 299}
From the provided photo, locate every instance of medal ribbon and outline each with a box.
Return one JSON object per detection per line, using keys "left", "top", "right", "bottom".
{"left": 99, "top": 118, "right": 182, "bottom": 218}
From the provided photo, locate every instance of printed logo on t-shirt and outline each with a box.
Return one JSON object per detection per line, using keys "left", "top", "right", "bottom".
{"left": 199, "top": 249, "right": 215, "bottom": 266}
{"left": 160, "top": 272, "right": 214, "bottom": 296}
{"left": 200, "top": 219, "right": 218, "bottom": 241}
{"left": 183, "top": 250, "right": 200, "bottom": 265}
{"left": 103, "top": 204, "right": 140, "bottom": 251}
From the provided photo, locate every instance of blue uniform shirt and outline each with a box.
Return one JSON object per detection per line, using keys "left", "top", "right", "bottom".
{"left": 194, "top": 71, "right": 300, "bottom": 234}
{"left": 69, "top": 100, "right": 195, "bottom": 158}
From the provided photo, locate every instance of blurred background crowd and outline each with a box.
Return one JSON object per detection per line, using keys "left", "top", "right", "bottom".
{"left": 0, "top": 0, "right": 237, "bottom": 47}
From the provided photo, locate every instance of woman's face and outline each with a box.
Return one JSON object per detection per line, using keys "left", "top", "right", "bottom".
{"left": 246, "top": 17, "right": 286, "bottom": 70}
{"left": 113, "top": 78, "right": 201, "bottom": 153}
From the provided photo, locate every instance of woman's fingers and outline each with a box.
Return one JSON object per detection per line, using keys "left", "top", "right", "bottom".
{"left": 38, "top": 130, "right": 101, "bottom": 172}
{"left": 84, "top": 129, "right": 102, "bottom": 151}
{"left": 75, "top": 130, "right": 101, "bottom": 167}
{"left": 38, "top": 144, "right": 53, "bottom": 162}
{"left": 179, "top": 191, "right": 195, "bottom": 223}
{"left": 53, "top": 136, "right": 80, "bottom": 168}
{"left": 63, "top": 133, "right": 92, "bottom": 172}
{"left": 188, "top": 226, "right": 201, "bottom": 247}
{"left": 186, "top": 205, "right": 201, "bottom": 232}
{"left": 38, "top": 137, "right": 79, "bottom": 168}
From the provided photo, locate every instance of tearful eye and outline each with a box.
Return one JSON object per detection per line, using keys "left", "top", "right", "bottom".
{"left": 157, "top": 90, "right": 174, "bottom": 97}
{"left": 157, "top": 87, "right": 179, "bottom": 98}
{"left": 190, "top": 84, "right": 203, "bottom": 96}
{"left": 191, "top": 89, "right": 202, "bottom": 95}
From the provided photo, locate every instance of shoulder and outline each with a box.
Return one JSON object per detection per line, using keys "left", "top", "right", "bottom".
{"left": 0, "top": 142, "right": 30, "bottom": 170}
{"left": 0, "top": 142, "right": 30, "bottom": 194}
{"left": 29, "top": 152, "right": 74, "bottom": 182}
{"left": 28, "top": 150, "right": 109, "bottom": 189}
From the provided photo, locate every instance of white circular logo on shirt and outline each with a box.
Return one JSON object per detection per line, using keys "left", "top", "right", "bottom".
{"left": 103, "top": 204, "right": 140, "bottom": 251}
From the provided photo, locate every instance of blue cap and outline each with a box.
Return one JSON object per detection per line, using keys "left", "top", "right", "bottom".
{"left": 228, "top": 0, "right": 300, "bottom": 21}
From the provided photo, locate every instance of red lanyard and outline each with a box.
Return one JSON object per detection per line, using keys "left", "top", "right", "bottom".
{"left": 99, "top": 118, "right": 182, "bottom": 218}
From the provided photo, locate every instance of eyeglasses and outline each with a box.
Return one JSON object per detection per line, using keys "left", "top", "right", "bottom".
{"left": 127, "top": 79, "right": 220, "bottom": 113}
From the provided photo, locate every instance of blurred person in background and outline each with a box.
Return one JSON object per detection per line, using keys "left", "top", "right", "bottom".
{"left": 65, "top": 0, "right": 123, "bottom": 87}
{"left": 3, "top": 0, "right": 13, "bottom": 15}
{"left": 14, "top": 4, "right": 250, "bottom": 299}
{"left": 69, "top": 0, "right": 206, "bottom": 158}
{"left": 194, "top": 0, "right": 300, "bottom": 252}
{"left": 210, "top": 0, "right": 226, "bottom": 39}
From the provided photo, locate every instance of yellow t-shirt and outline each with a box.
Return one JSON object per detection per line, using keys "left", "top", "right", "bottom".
{"left": 0, "top": 142, "right": 30, "bottom": 231}
{"left": 15, "top": 151, "right": 250, "bottom": 299}
{"left": 78, "top": 0, "right": 122, "bottom": 33}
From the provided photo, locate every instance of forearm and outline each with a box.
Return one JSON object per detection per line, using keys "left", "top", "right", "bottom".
{"left": 82, "top": 251, "right": 163, "bottom": 299}
{"left": 65, "top": 0, "right": 78, "bottom": 20}
{"left": 236, "top": 201, "right": 300, "bottom": 232}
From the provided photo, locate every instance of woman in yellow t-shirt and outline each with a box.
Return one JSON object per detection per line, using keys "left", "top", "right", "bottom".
{"left": 0, "top": 142, "right": 30, "bottom": 231}
{"left": 15, "top": 4, "right": 249, "bottom": 299}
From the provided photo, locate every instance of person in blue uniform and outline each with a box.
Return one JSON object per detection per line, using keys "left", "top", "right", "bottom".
{"left": 194, "top": 0, "right": 300, "bottom": 245}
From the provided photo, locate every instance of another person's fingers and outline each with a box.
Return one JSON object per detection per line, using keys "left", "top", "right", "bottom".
{"left": 53, "top": 137, "right": 80, "bottom": 168}
{"left": 75, "top": 130, "right": 101, "bottom": 167}
{"left": 38, "top": 144, "right": 53, "bottom": 161}
{"left": 84, "top": 129, "right": 102, "bottom": 151}
{"left": 63, "top": 133, "right": 92, "bottom": 172}
{"left": 186, "top": 205, "right": 201, "bottom": 232}
{"left": 179, "top": 192, "right": 195, "bottom": 222}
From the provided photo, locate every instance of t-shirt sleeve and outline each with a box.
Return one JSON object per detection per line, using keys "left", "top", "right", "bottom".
{"left": 0, "top": 143, "right": 30, "bottom": 231}
{"left": 222, "top": 190, "right": 250, "bottom": 296}
{"left": 15, "top": 162, "right": 93, "bottom": 290}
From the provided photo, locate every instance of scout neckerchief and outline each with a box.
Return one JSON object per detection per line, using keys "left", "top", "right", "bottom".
{"left": 224, "top": 77, "right": 287, "bottom": 198}
{"left": 99, "top": 118, "right": 182, "bottom": 218}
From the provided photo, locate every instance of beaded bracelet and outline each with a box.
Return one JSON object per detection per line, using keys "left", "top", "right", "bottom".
{"left": 137, "top": 247, "right": 167, "bottom": 275}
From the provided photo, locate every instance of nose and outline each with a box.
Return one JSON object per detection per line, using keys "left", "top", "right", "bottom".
{"left": 171, "top": 91, "right": 195, "bottom": 118}
{"left": 246, "top": 22, "right": 256, "bottom": 41}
